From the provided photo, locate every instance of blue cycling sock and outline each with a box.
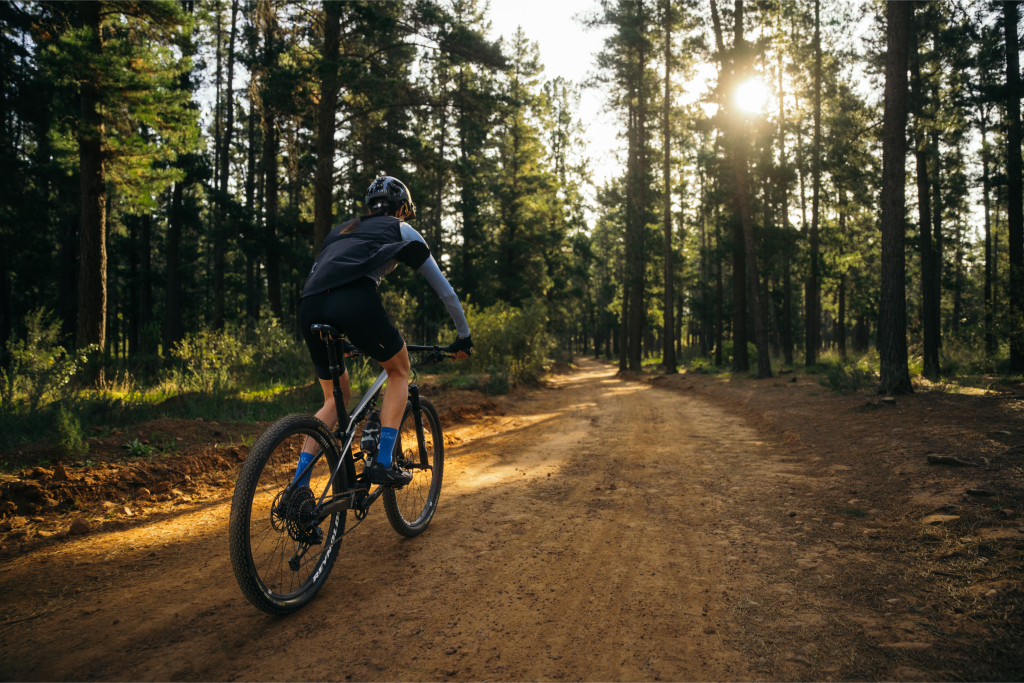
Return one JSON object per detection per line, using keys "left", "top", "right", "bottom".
{"left": 293, "top": 451, "right": 315, "bottom": 488}
{"left": 376, "top": 427, "right": 399, "bottom": 468}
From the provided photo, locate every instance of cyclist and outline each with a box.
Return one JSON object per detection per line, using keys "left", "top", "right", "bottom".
{"left": 297, "top": 174, "right": 473, "bottom": 486}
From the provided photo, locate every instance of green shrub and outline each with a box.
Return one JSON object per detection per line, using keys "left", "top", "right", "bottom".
{"left": 714, "top": 341, "right": 757, "bottom": 368}
{"left": 821, "top": 360, "right": 874, "bottom": 394}
{"left": 465, "top": 298, "right": 550, "bottom": 381}
{"left": 241, "top": 318, "right": 307, "bottom": 384}
{"left": 688, "top": 356, "right": 716, "bottom": 374}
{"left": 484, "top": 367, "right": 511, "bottom": 396}
{"left": 0, "top": 309, "right": 94, "bottom": 413}
{"left": 171, "top": 328, "right": 252, "bottom": 392}
{"left": 122, "top": 438, "right": 154, "bottom": 457}
{"left": 55, "top": 404, "right": 88, "bottom": 458}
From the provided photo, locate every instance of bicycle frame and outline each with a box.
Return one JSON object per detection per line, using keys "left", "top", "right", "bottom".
{"left": 289, "top": 328, "right": 444, "bottom": 519}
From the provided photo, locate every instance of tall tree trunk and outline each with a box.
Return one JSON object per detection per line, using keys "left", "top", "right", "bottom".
{"left": 805, "top": 0, "right": 822, "bottom": 367}
{"left": 877, "top": 0, "right": 913, "bottom": 395}
{"left": 213, "top": 0, "right": 238, "bottom": 327}
{"left": 1004, "top": 1, "right": 1024, "bottom": 371}
{"left": 662, "top": 0, "right": 675, "bottom": 373}
{"left": 715, "top": 207, "right": 724, "bottom": 366}
{"left": 778, "top": 44, "right": 794, "bottom": 366}
{"left": 910, "top": 23, "right": 939, "bottom": 379}
{"left": 982, "top": 110, "right": 995, "bottom": 355}
{"left": 76, "top": 0, "right": 106, "bottom": 350}
{"left": 619, "top": 278, "right": 629, "bottom": 372}
{"left": 837, "top": 193, "right": 846, "bottom": 357}
{"left": 128, "top": 218, "right": 139, "bottom": 359}
{"left": 261, "top": 2, "right": 282, "bottom": 321}
{"left": 628, "top": 1, "right": 648, "bottom": 373}
{"left": 929, "top": 126, "right": 942, "bottom": 346}
{"left": 139, "top": 212, "right": 152, "bottom": 354}
{"left": 245, "top": 97, "right": 258, "bottom": 320}
{"left": 313, "top": 0, "right": 341, "bottom": 256}
{"left": 731, "top": 0, "right": 770, "bottom": 377}
{"left": 731, "top": 207, "right": 748, "bottom": 371}
{"left": 953, "top": 213, "right": 963, "bottom": 333}
{"left": 164, "top": 182, "right": 184, "bottom": 351}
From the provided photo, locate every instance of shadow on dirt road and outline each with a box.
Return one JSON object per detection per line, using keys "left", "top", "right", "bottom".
{"left": 1, "top": 359, "right": 786, "bottom": 681}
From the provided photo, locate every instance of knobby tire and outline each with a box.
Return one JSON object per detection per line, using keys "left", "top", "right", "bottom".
{"left": 383, "top": 397, "right": 444, "bottom": 537}
{"left": 228, "top": 414, "right": 347, "bottom": 615}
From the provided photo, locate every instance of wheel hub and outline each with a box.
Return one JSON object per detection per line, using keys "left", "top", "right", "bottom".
{"left": 276, "top": 486, "right": 323, "bottom": 545}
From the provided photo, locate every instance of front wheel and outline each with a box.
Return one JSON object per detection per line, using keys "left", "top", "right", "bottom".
{"left": 228, "top": 414, "right": 347, "bottom": 615}
{"left": 383, "top": 397, "right": 444, "bottom": 537}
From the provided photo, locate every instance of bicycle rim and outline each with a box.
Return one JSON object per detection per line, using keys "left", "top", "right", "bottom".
{"left": 383, "top": 398, "right": 444, "bottom": 536}
{"left": 230, "top": 415, "right": 346, "bottom": 613}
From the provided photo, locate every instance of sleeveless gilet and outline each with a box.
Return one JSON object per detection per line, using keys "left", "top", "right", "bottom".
{"left": 301, "top": 216, "right": 430, "bottom": 298}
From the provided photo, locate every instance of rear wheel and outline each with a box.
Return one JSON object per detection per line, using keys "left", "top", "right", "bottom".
{"left": 383, "top": 397, "right": 444, "bottom": 537}
{"left": 228, "top": 414, "right": 347, "bottom": 615}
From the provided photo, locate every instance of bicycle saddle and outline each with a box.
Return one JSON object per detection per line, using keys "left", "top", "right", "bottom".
{"left": 310, "top": 323, "right": 345, "bottom": 341}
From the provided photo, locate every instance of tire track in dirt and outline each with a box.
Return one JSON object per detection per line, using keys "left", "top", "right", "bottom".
{"left": 1, "top": 359, "right": 773, "bottom": 681}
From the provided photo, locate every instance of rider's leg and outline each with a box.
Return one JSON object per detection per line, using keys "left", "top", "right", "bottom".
{"left": 379, "top": 345, "right": 410, "bottom": 428}
{"left": 299, "top": 372, "right": 351, "bottom": 458}
{"left": 375, "top": 345, "right": 411, "bottom": 468}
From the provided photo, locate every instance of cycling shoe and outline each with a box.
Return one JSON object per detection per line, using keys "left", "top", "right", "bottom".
{"left": 367, "top": 462, "right": 413, "bottom": 487}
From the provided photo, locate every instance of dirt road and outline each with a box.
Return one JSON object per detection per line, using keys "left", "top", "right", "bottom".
{"left": 2, "top": 359, "right": 779, "bottom": 681}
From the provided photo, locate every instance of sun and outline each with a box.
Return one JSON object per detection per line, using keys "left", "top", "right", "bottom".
{"left": 735, "top": 79, "right": 770, "bottom": 114}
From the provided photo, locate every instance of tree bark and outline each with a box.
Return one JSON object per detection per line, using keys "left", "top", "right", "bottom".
{"left": 715, "top": 205, "right": 724, "bottom": 366}
{"left": 1004, "top": 1, "right": 1024, "bottom": 371}
{"left": 805, "top": 0, "right": 822, "bottom": 367}
{"left": 877, "top": 0, "right": 913, "bottom": 395}
{"left": 245, "top": 95, "right": 258, "bottom": 320}
{"left": 261, "top": 2, "right": 282, "bottom": 321}
{"left": 910, "top": 22, "right": 939, "bottom": 379}
{"left": 164, "top": 181, "right": 184, "bottom": 350}
{"left": 213, "top": 0, "right": 238, "bottom": 328}
{"left": 627, "top": 0, "right": 648, "bottom": 372}
{"left": 982, "top": 109, "right": 995, "bottom": 355}
{"left": 619, "top": 277, "right": 629, "bottom": 372}
{"left": 731, "top": 206, "right": 748, "bottom": 371}
{"left": 731, "top": 0, "right": 770, "bottom": 377}
{"left": 128, "top": 217, "right": 139, "bottom": 358}
{"left": 837, "top": 193, "right": 846, "bottom": 357}
{"left": 313, "top": 0, "right": 341, "bottom": 256}
{"left": 139, "top": 212, "right": 152, "bottom": 354}
{"left": 662, "top": 0, "right": 675, "bottom": 373}
{"left": 778, "top": 43, "right": 793, "bottom": 366}
{"left": 76, "top": 0, "right": 107, "bottom": 350}
{"left": 929, "top": 126, "right": 942, "bottom": 348}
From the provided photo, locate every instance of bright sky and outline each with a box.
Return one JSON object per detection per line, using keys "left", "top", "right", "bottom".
{"left": 486, "top": 0, "right": 621, "bottom": 187}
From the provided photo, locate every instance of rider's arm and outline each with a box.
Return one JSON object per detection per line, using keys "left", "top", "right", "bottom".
{"left": 401, "top": 223, "right": 470, "bottom": 338}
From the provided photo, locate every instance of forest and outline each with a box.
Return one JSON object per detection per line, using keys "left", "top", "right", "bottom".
{"left": 0, "top": 0, "right": 1022, "bottom": 442}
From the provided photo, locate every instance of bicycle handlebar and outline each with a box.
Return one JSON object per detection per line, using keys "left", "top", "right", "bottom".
{"left": 344, "top": 343, "right": 453, "bottom": 363}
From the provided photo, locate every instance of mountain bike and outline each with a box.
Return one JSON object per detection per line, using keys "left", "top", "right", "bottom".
{"left": 228, "top": 323, "right": 449, "bottom": 615}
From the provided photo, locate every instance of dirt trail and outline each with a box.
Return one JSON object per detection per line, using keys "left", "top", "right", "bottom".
{"left": 1, "top": 359, "right": 777, "bottom": 681}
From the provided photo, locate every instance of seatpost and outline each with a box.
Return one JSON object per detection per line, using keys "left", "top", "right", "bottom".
{"left": 324, "top": 337, "right": 351, "bottom": 428}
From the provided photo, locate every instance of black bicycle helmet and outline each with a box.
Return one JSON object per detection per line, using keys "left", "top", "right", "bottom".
{"left": 365, "top": 173, "right": 417, "bottom": 220}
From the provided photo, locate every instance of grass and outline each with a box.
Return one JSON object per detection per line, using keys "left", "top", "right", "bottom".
{"left": 0, "top": 355, "right": 386, "bottom": 452}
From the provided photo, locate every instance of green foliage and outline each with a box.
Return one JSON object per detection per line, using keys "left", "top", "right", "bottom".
{"left": 465, "top": 299, "right": 551, "bottom": 381}
{"left": 484, "top": 367, "right": 511, "bottom": 396}
{"left": 687, "top": 356, "right": 718, "bottom": 374}
{"left": 55, "top": 404, "right": 88, "bottom": 458}
{"left": 122, "top": 438, "right": 155, "bottom": 458}
{"left": 0, "top": 309, "right": 95, "bottom": 413}
{"left": 170, "top": 328, "right": 252, "bottom": 392}
{"left": 819, "top": 352, "right": 878, "bottom": 394}
{"left": 241, "top": 318, "right": 308, "bottom": 384}
{"left": 715, "top": 341, "right": 758, "bottom": 369}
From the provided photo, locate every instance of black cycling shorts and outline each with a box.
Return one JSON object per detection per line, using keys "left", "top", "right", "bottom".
{"left": 299, "top": 277, "right": 405, "bottom": 380}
